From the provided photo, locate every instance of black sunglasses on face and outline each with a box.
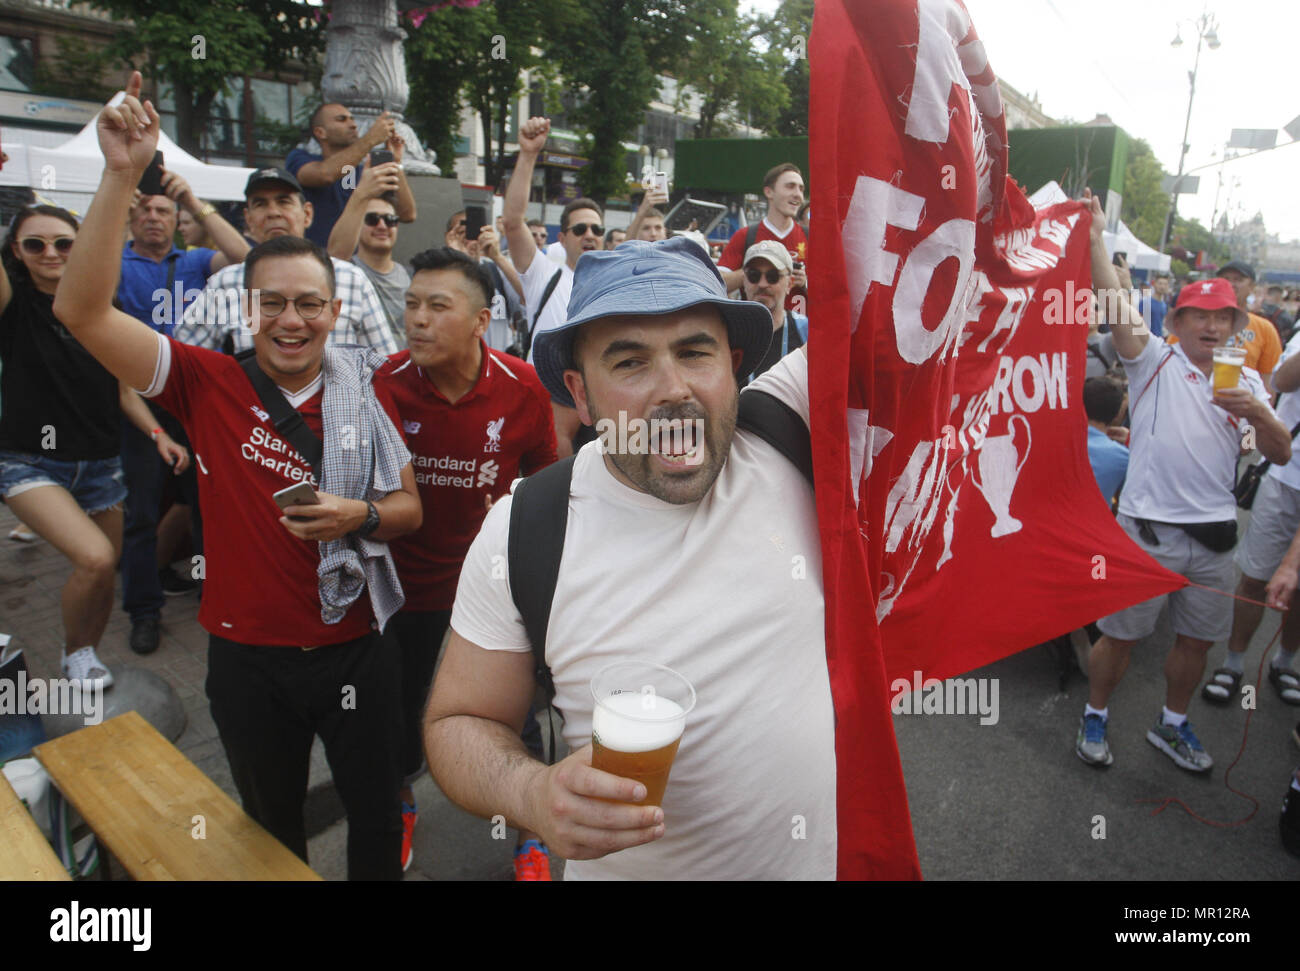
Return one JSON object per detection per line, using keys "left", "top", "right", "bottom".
{"left": 566, "top": 222, "right": 604, "bottom": 237}
{"left": 745, "top": 267, "right": 785, "bottom": 285}
{"left": 20, "top": 237, "right": 75, "bottom": 255}
{"left": 364, "top": 212, "right": 400, "bottom": 227}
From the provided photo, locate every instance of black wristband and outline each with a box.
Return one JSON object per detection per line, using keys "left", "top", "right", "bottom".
{"left": 357, "top": 499, "right": 381, "bottom": 539}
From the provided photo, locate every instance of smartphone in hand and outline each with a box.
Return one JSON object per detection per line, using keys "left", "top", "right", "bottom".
{"left": 138, "top": 151, "right": 165, "bottom": 195}
{"left": 273, "top": 482, "right": 321, "bottom": 522}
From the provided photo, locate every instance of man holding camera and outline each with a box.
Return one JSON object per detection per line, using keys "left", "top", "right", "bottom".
{"left": 286, "top": 103, "right": 416, "bottom": 248}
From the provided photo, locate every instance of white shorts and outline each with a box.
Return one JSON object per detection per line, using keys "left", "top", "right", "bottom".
{"left": 1235, "top": 474, "right": 1300, "bottom": 582}
{"left": 1097, "top": 513, "right": 1236, "bottom": 643}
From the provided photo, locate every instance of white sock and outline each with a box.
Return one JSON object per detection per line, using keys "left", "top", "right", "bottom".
{"left": 1084, "top": 704, "right": 1108, "bottom": 720}
{"left": 1223, "top": 650, "right": 1246, "bottom": 674}
{"left": 1272, "top": 647, "right": 1296, "bottom": 671}
{"left": 1162, "top": 706, "right": 1187, "bottom": 727}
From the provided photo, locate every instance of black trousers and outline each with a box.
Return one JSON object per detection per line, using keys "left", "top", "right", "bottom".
{"left": 206, "top": 630, "right": 402, "bottom": 881}
{"left": 388, "top": 609, "right": 546, "bottom": 782}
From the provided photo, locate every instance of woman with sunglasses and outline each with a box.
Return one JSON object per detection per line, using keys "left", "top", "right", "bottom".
{"left": 0, "top": 205, "right": 189, "bottom": 689}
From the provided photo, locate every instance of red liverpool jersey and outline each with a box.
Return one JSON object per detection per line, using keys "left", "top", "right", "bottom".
{"left": 378, "top": 344, "right": 557, "bottom": 611}
{"left": 145, "top": 337, "right": 404, "bottom": 645}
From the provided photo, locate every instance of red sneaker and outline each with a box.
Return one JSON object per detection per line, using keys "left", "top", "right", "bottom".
{"left": 513, "top": 839, "right": 552, "bottom": 881}
{"left": 401, "top": 802, "right": 417, "bottom": 872}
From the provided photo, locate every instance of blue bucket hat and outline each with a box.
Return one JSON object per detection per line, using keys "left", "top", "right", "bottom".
{"left": 532, "top": 237, "right": 775, "bottom": 408}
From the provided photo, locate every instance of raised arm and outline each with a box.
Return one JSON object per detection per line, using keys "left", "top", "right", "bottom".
{"left": 387, "top": 132, "right": 416, "bottom": 224}
{"left": 294, "top": 111, "right": 394, "bottom": 189}
{"left": 476, "top": 226, "right": 523, "bottom": 301}
{"left": 1086, "top": 190, "right": 1147, "bottom": 361}
{"left": 326, "top": 163, "right": 401, "bottom": 261}
{"left": 625, "top": 183, "right": 669, "bottom": 242}
{"left": 52, "top": 73, "right": 165, "bottom": 392}
{"left": 161, "top": 169, "right": 249, "bottom": 271}
{"left": 502, "top": 117, "right": 550, "bottom": 275}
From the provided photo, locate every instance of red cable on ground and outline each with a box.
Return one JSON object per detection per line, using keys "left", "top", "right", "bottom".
{"left": 1133, "top": 580, "right": 1285, "bottom": 828}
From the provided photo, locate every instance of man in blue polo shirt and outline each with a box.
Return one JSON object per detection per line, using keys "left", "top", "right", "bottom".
{"left": 117, "top": 169, "right": 249, "bottom": 655}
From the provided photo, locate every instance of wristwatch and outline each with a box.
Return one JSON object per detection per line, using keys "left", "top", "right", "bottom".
{"left": 194, "top": 203, "right": 217, "bottom": 221}
{"left": 357, "top": 500, "right": 381, "bottom": 538}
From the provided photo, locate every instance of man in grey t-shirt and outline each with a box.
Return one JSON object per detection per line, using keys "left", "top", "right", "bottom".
{"left": 326, "top": 164, "right": 412, "bottom": 347}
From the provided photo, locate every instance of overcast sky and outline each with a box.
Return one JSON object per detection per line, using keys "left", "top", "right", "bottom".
{"left": 745, "top": 0, "right": 1300, "bottom": 243}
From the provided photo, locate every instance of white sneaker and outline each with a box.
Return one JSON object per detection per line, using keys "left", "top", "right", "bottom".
{"left": 8, "top": 524, "right": 37, "bottom": 543}
{"left": 62, "top": 647, "right": 114, "bottom": 690}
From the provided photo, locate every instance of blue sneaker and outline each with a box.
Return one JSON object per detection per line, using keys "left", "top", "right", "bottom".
{"left": 1146, "top": 716, "right": 1213, "bottom": 773}
{"left": 1076, "top": 713, "right": 1113, "bottom": 766}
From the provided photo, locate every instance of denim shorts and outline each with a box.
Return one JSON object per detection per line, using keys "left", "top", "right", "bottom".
{"left": 0, "top": 449, "right": 127, "bottom": 516}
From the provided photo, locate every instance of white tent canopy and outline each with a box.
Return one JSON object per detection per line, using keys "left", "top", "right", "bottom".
{"left": 0, "top": 114, "right": 254, "bottom": 201}
{"left": 1030, "top": 180, "right": 1171, "bottom": 274}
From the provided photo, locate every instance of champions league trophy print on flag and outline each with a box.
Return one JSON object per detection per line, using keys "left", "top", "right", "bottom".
{"left": 970, "top": 413, "right": 1031, "bottom": 537}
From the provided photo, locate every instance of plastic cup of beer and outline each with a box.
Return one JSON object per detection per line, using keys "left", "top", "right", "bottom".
{"left": 1212, "top": 345, "right": 1247, "bottom": 392}
{"left": 589, "top": 660, "right": 696, "bottom": 807}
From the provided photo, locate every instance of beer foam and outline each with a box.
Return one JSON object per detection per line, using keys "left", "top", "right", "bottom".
{"left": 592, "top": 691, "right": 686, "bottom": 752}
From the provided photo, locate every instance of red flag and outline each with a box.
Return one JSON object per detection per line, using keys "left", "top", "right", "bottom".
{"left": 809, "top": 0, "right": 1185, "bottom": 879}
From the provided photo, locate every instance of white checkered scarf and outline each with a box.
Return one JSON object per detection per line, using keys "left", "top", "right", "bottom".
{"left": 316, "top": 344, "right": 410, "bottom": 631}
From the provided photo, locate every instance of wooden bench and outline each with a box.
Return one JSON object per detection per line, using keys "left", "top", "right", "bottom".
{"left": 0, "top": 769, "right": 70, "bottom": 881}
{"left": 34, "top": 710, "right": 320, "bottom": 881}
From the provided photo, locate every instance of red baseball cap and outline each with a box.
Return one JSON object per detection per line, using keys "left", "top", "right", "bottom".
{"left": 1170, "top": 278, "right": 1247, "bottom": 330}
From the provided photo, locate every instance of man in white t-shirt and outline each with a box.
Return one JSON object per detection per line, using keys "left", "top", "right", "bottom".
{"left": 422, "top": 237, "right": 840, "bottom": 880}
{"left": 1075, "top": 192, "right": 1293, "bottom": 774}
{"left": 1200, "top": 328, "right": 1300, "bottom": 707}
{"left": 501, "top": 116, "right": 604, "bottom": 456}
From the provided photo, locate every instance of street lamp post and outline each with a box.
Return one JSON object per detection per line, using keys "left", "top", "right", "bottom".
{"left": 1159, "top": 12, "right": 1220, "bottom": 254}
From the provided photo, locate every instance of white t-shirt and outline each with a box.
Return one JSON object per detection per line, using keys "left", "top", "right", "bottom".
{"left": 1268, "top": 331, "right": 1300, "bottom": 490}
{"left": 520, "top": 253, "right": 573, "bottom": 366}
{"left": 450, "top": 350, "right": 837, "bottom": 880}
{"left": 1119, "top": 337, "right": 1274, "bottom": 522}
{"left": 544, "top": 240, "right": 566, "bottom": 265}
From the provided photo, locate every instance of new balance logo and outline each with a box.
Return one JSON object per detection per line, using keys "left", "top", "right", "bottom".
{"left": 250, "top": 405, "right": 270, "bottom": 421}
{"left": 477, "top": 459, "right": 499, "bottom": 489}
{"left": 403, "top": 420, "right": 422, "bottom": 435}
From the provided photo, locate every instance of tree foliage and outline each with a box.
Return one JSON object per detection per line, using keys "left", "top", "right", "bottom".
{"left": 751, "top": 0, "right": 812, "bottom": 137}
{"left": 669, "top": 1, "right": 788, "bottom": 138}
{"left": 1120, "top": 138, "right": 1169, "bottom": 249}
{"left": 89, "top": 0, "right": 323, "bottom": 154}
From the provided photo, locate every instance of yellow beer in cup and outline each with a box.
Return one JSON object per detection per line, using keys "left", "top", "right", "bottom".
{"left": 590, "top": 660, "right": 696, "bottom": 807}
{"left": 1212, "top": 345, "right": 1247, "bottom": 392}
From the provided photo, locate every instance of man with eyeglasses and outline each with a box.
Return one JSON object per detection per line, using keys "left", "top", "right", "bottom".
{"left": 174, "top": 167, "right": 400, "bottom": 355}
{"left": 326, "top": 163, "right": 410, "bottom": 339}
{"left": 117, "top": 172, "right": 250, "bottom": 655}
{"left": 60, "top": 75, "right": 423, "bottom": 879}
{"left": 740, "top": 242, "right": 807, "bottom": 384}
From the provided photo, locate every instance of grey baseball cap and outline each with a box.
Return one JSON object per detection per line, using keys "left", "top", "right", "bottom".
{"left": 532, "top": 237, "right": 774, "bottom": 408}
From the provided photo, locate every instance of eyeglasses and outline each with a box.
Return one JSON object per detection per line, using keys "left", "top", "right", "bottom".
{"left": 566, "top": 222, "right": 604, "bottom": 237}
{"left": 19, "top": 237, "right": 75, "bottom": 255}
{"left": 256, "top": 293, "right": 328, "bottom": 319}
{"left": 745, "top": 267, "right": 785, "bottom": 285}
{"left": 364, "top": 212, "right": 400, "bottom": 227}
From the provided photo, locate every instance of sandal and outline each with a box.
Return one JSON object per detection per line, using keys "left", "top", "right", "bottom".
{"left": 1201, "top": 667, "right": 1240, "bottom": 706}
{"left": 1268, "top": 666, "right": 1300, "bottom": 706}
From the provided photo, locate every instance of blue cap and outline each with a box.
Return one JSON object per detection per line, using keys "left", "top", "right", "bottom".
{"left": 532, "top": 237, "right": 775, "bottom": 408}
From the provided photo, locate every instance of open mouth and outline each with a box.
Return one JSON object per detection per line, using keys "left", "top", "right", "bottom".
{"left": 271, "top": 334, "right": 310, "bottom": 353}
{"left": 652, "top": 421, "right": 704, "bottom": 468}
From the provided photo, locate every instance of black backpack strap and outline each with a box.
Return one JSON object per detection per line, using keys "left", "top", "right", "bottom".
{"left": 736, "top": 389, "right": 813, "bottom": 488}
{"left": 508, "top": 454, "right": 577, "bottom": 723}
{"left": 744, "top": 221, "right": 759, "bottom": 254}
{"left": 235, "top": 349, "right": 324, "bottom": 472}
{"left": 525, "top": 267, "right": 563, "bottom": 357}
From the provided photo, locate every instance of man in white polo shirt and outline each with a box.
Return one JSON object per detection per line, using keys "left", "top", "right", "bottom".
{"left": 1200, "top": 328, "right": 1300, "bottom": 707}
{"left": 1075, "top": 192, "right": 1293, "bottom": 773}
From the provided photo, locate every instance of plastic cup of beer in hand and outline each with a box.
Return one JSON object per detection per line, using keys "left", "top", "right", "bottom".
{"left": 589, "top": 660, "right": 696, "bottom": 807}
{"left": 1212, "top": 345, "right": 1247, "bottom": 392}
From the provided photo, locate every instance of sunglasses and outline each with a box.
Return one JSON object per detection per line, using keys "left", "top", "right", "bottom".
{"left": 20, "top": 237, "right": 75, "bottom": 255}
{"left": 745, "top": 267, "right": 785, "bottom": 285}
{"left": 364, "top": 212, "right": 399, "bottom": 227}
{"left": 566, "top": 222, "right": 604, "bottom": 237}
{"left": 257, "top": 293, "right": 328, "bottom": 319}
